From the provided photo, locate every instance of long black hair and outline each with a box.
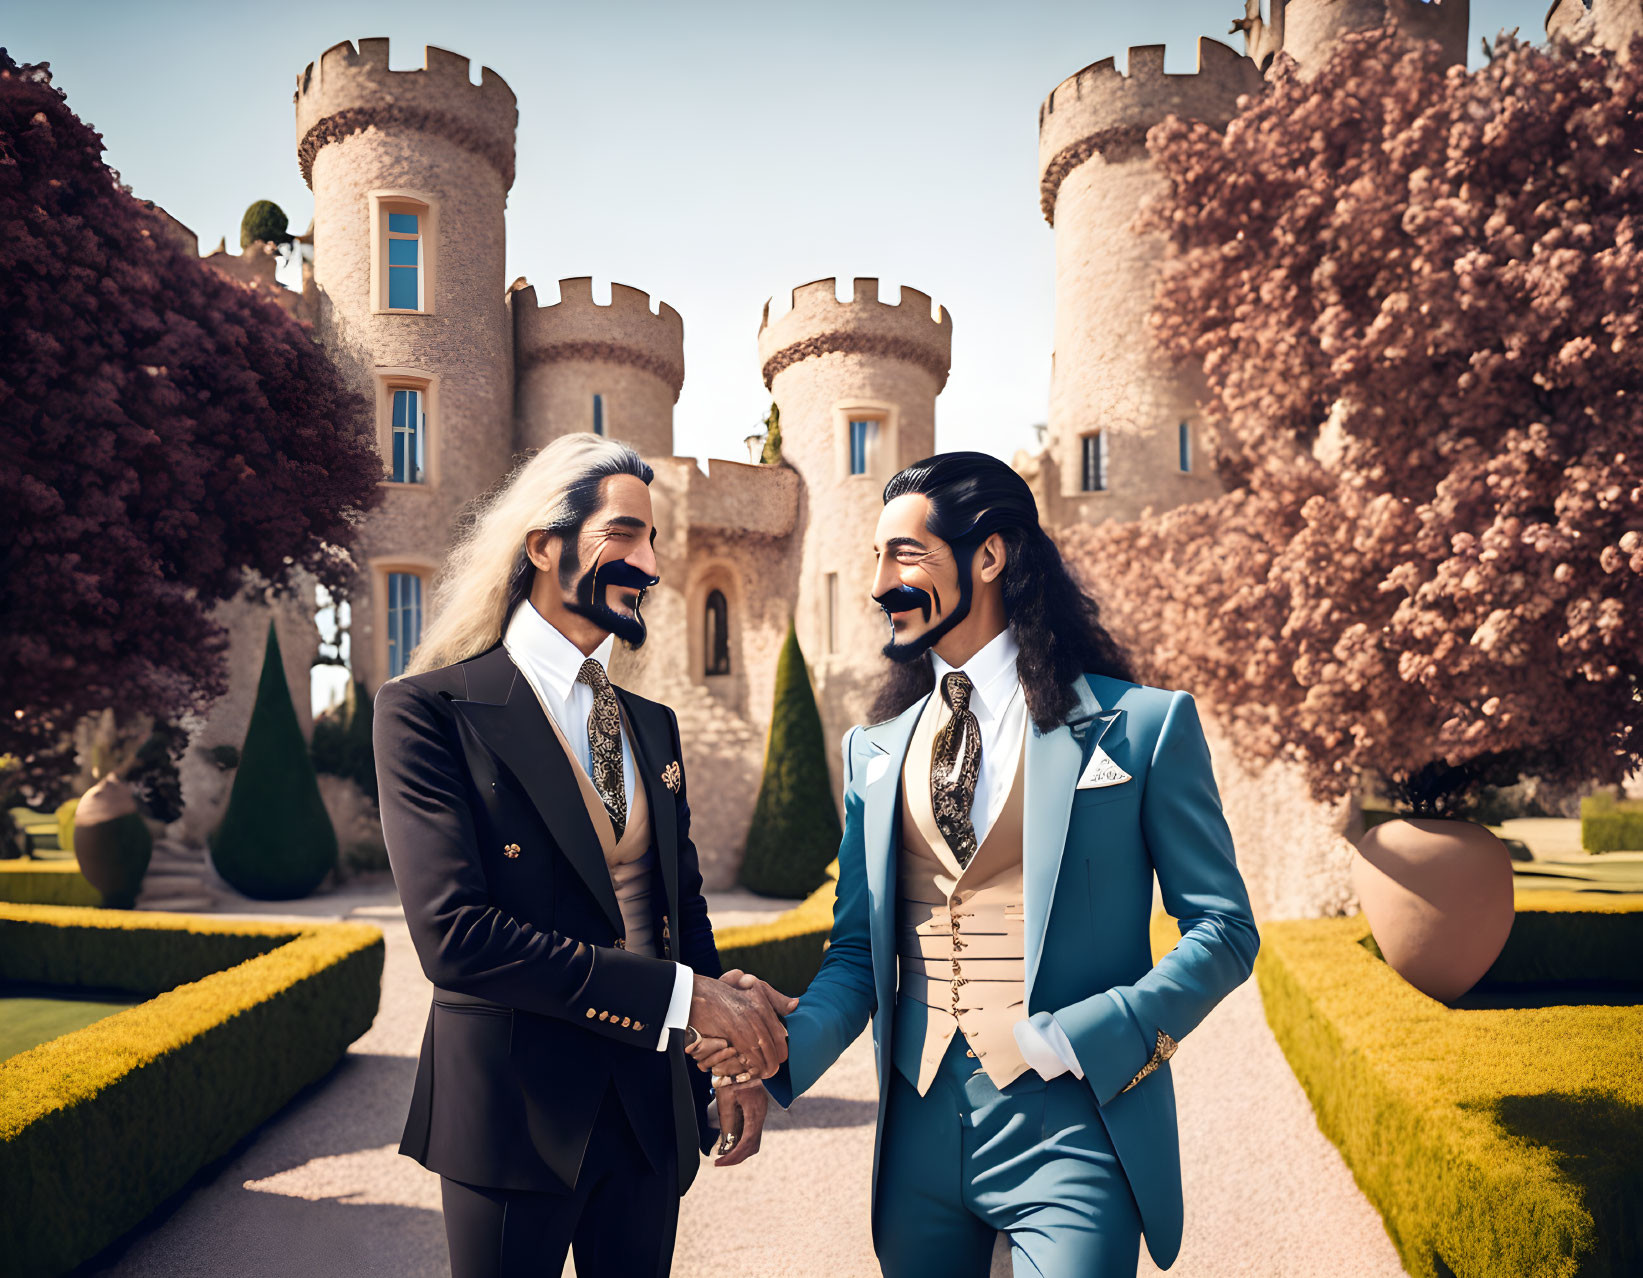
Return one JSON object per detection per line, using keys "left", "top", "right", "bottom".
{"left": 867, "top": 451, "right": 1136, "bottom": 731}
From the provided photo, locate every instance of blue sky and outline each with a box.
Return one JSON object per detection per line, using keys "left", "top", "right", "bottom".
{"left": 11, "top": 1, "right": 1551, "bottom": 469}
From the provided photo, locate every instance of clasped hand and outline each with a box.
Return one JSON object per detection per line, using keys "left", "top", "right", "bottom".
{"left": 685, "top": 968, "right": 798, "bottom": 1166}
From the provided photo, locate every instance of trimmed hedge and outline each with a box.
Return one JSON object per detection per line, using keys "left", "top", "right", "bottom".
{"left": 1581, "top": 790, "right": 1643, "bottom": 854}
{"left": 716, "top": 859, "right": 838, "bottom": 994}
{"left": 0, "top": 904, "right": 383, "bottom": 1277}
{"left": 1253, "top": 889, "right": 1643, "bottom": 1278}
{"left": 0, "top": 861, "right": 102, "bottom": 908}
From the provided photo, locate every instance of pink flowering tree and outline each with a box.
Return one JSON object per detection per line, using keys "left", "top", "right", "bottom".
{"left": 1059, "top": 27, "right": 1643, "bottom": 816}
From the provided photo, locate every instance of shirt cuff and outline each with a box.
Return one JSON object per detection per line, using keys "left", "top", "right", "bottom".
{"left": 1012, "top": 1011, "right": 1087, "bottom": 1081}
{"left": 657, "top": 962, "right": 694, "bottom": 1051}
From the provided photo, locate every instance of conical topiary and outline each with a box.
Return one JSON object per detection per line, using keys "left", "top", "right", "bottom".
{"left": 739, "top": 619, "right": 843, "bottom": 897}
{"left": 210, "top": 621, "right": 337, "bottom": 899}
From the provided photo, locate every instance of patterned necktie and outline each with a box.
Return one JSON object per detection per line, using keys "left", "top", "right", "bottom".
{"left": 576, "top": 658, "right": 627, "bottom": 840}
{"left": 931, "top": 671, "right": 982, "bottom": 869}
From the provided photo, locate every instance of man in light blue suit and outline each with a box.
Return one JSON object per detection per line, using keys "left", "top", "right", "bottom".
{"left": 699, "top": 451, "right": 1260, "bottom": 1275}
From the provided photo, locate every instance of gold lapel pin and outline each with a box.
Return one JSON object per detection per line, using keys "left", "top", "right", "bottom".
{"left": 661, "top": 761, "right": 682, "bottom": 793}
{"left": 503, "top": 843, "right": 521, "bottom": 859}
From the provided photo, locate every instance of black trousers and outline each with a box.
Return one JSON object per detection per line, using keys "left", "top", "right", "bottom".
{"left": 439, "top": 1084, "right": 681, "bottom": 1278}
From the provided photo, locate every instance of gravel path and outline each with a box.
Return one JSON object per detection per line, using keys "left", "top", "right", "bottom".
{"left": 86, "top": 880, "right": 1408, "bottom": 1277}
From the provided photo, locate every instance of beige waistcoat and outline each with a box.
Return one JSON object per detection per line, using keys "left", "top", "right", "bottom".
{"left": 893, "top": 688, "right": 1030, "bottom": 1094}
{"left": 534, "top": 695, "right": 657, "bottom": 958}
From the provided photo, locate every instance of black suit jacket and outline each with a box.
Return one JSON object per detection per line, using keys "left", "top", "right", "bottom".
{"left": 372, "top": 642, "right": 723, "bottom": 1196}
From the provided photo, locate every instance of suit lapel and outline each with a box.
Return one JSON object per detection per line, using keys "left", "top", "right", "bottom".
{"left": 1024, "top": 677, "right": 1122, "bottom": 997}
{"left": 861, "top": 695, "right": 928, "bottom": 1012}
{"left": 452, "top": 647, "right": 624, "bottom": 934}
{"left": 617, "top": 689, "right": 680, "bottom": 923}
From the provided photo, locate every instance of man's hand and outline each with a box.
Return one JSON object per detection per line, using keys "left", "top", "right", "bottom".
{"left": 712, "top": 1079, "right": 769, "bottom": 1167}
{"left": 686, "top": 970, "right": 799, "bottom": 1080}
{"left": 688, "top": 972, "right": 789, "bottom": 1078}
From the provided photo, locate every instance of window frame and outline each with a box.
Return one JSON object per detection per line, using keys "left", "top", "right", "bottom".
{"left": 368, "top": 555, "right": 440, "bottom": 689}
{"left": 831, "top": 400, "right": 898, "bottom": 483}
{"left": 1080, "top": 430, "right": 1108, "bottom": 492}
{"left": 592, "top": 392, "right": 606, "bottom": 437}
{"left": 370, "top": 191, "right": 438, "bottom": 316}
{"left": 373, "top": 368, "right": 440, "bottom": 489}
{"left": 704, "top": 589, "right": 731, "bottom": 676}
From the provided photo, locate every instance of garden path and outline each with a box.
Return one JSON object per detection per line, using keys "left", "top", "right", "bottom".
{"left": 84, "top": 878, "right": 1409, "bottom": 1278}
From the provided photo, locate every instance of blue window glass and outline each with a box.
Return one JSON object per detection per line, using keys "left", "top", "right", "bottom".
{"left": 388, "top": 238, "right": 418, "bottom": 266}
{"left": 387, "top": 212, "right": 419, "bottom": 234}
{"left": 386, "top": 572, "right": 423, "bottom": 677}
{"left": 386, "top": 208, "right": 423, "bottom": 310}
{"left": 849, "top": 419, "right": 875, "bottom": 475}
{"left": 391, "top": 388, "right": 424, "bottom": 483}
{"left": 1179, "top": 421, "right": 1191, "bottom": 472}
{"left": 592, "top": 393, "right": 604, "bottom": 436}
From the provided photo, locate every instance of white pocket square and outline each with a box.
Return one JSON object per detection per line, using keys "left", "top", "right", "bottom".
{"left": 1076, "top": 745, "right": 1131, "bottom": 789}
{"left": 865, "top": 753, "right": 894, "bottom": 785}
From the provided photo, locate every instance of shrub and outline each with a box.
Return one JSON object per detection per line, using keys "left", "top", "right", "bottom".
{"left": 738, "top": 620, "right": 842, "bottom": 897}
{"left": 209, "top": 622, "right": 337, "bottom": 899}
{"left": 239, "top": 198, "right": 289, "bottom": 248}
{"left": 310, "top": 678, "right": 377, "bottom": 804}
{"left": 1581, "top": 790, "right": 1643, "bottom": 854}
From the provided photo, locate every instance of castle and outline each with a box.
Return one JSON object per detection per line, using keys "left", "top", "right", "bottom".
{"left": 172, "top": 0, "right": 1629, "bottom": 902}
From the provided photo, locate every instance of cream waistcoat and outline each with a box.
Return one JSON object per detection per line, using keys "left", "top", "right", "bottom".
{"left": 893, "top": 687, "right": 1030, "bottom": 1093}
{"left": 531, "top": 687, "right": 657, "bottom": 958}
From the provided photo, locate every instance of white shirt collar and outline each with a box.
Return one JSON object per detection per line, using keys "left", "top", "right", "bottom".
{"left": 502, "top": 600, "right": 615, "bottom": 705}
{"left": 930, "top": 626, "right": 1020, "bottom": 725}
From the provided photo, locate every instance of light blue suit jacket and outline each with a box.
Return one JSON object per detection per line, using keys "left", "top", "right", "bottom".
{"left": 765, "top": 673, "right": 1260, "bottom": 1270}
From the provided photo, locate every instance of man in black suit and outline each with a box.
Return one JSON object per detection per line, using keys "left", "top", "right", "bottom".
{"left": 373, "top": 434, "right": 792, "bottom": 1278}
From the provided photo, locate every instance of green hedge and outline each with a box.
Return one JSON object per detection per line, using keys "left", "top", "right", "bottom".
{"left": 1581, "top": 790, "right": 1643, "bottom": 854}
{"left": 1253, "top": 889, "right": 1643, "bottom": 1278}
{"left": 0, "top": 904, "right": 383, "bottom": 1277}
{"left": 0, "top": 861, "right": 103, "bottom": 908}
{"left": 716, "top": 860, "right": 838, "bottom": 995}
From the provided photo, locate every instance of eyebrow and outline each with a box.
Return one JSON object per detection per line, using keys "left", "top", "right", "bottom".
{"left": 880, "top": 536, "right": 928, "bottom": 553}
{"left": 602, "top": 516, "right": 648, "bottom": 531}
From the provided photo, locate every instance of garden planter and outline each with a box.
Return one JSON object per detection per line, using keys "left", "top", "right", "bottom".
{"left": 72, "top": 774, "right": 153, "bottom": 909}
{"left": 1351, "top": 816, "right": 1514, "bottom": 1002}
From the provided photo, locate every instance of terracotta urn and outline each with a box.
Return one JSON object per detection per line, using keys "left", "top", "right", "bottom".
{"left": 1351, "top": 817, "right": 1515, "bottom": 1003}
{"left": 72, "top": 773, "right": 153, "bottom": 909}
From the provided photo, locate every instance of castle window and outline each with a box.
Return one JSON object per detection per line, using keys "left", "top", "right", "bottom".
{"left": 825, "top": 573, "right": 839, "bottom": 654}
{"left": 372, "top": 192, "right": 436, "bottom": 315}
{"left": 1179, "top": 421, "right": 1191, "bottom": 472}
{"left": 1080, "top": 431, "right": 1107, "bottom": 492}
{"left": 387, "top": 213, "right": 421, "bottom": 310}
{"left": 386, "top": 571, "right": 424, "bottom": 677}
{"left": 592, "top": 393, "right": 605, "bottom": 436}
{"left": 849, "top": 419, "right": 877, "bottom": 475}
{"left": 391, "top": 387, "right": 426, "bottom": 483}
{"left": 704, "top": 590, "right": 730, "bottom": 676}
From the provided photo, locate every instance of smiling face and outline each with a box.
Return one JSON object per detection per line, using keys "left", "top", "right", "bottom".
{"left": 871, "top": 493, "right": 970, "bottom": 663}
{"left": 528, "top": 472, "right": 660, "bottom": 649}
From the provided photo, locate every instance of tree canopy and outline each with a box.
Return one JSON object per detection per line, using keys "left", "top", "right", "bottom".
{"left": 1060, "top": 28, "right": 1643, "bottom": 815}
{"left": 0, "top": 52, "right": 380, "bottom": 793}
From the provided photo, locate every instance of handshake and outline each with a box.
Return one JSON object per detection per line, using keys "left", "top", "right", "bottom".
{"left": 684, "top": 968, "right": 799, "bottom": 1167}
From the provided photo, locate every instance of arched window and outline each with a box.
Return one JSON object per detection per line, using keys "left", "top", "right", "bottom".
{"left": 704, "top": 590, "right": 731, "bottom": 676}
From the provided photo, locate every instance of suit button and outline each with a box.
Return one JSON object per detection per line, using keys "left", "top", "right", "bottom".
{"left": 622, "top": 1017, "right": 632, "bottom": 1027}
{"left": 503, "top": 843, "right": 520, "bottom": 858}
{"left": 634, "top": 1022, "right": 644, "bottom": 1032}
{"left": 586, "top": 1008, "right": 596, "bottom": 1018}
{"left": 615, "top": 938, "right": 627, "bottom": 949}
{"left": 599, "top": 1011, "right": 609, "bottom": 1021}
{"left": 966, "top": 1049, "right": 975, "bottom": 1058}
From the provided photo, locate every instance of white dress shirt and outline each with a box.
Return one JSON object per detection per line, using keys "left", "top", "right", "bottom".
{"left": 503, "top": 602, "right": 694, "bottom": 1050}
{"left": 929, "top": 628, "right": 1086, "bottom": 1082}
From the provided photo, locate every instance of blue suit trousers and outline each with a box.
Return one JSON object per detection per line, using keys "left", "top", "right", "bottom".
{"left": 873, "top": 1033, "right": 1144, "bottom": 1278}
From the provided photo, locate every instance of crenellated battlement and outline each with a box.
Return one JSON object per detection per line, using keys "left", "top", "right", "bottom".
{"left": 756, "top": 277, "right": 952, "bottom": 391}
{"left": 1037, "top": 36, "right": 1262, "bottom": 224}
{"left": 1274, "top": 0, "right": 1470, "bottom": 77}
{"left": 512, "top": 277, "right": 686, "bottom": 401}
{"left": 294, "top": 38, "right": 517, "bottom": 189}
{"left": 1546, "top": 0, "right": 1643, "bottom": 52}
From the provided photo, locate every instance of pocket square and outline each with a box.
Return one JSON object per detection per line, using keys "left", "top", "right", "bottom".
{"left": 1076, "top": 745, "right": 1131, "bottom": 789}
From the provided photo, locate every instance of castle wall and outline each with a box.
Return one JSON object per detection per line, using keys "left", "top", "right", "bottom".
{"left": 757, "top": 278, "right": 951, "bottom": 799}
{"left": 512, "top": 278, "right": 683, "bottom": 460}
{"left": 1271, "top": 0, "right": 1470, "bottom": 76}
{"left": 1547, "top": 0, "right": 1643, "bottom": 55}
{"left": 1037, "top": 40, "right": 1259, "bottom": 526}
{"left": 296, "top": 40, "right": 517, "bottom": 693}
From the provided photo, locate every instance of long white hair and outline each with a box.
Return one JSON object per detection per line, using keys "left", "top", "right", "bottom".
{"left": 401, "top": 434, "right": 653, "bottom": 677}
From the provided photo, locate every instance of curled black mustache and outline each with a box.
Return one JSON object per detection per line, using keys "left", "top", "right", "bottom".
{"left": 596, "top": 558, "right": 660, "bottom": 592}
{"left": 874, "top": 583, "right": 934, "bottom": 623}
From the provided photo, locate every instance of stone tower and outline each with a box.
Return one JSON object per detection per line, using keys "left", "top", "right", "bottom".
{"left": 294, "top": 39, "right": 517, "bottom": 690}
{"left": 1546, "top": 0, "right": 1643, "bottom": 55}
{"left": 511, "top": 276, "right": 685, "bottom": 460}
{"left": 1035, "top": 39, "right": 1261, "bottom": 527}
{"left": 1233, "top": 0, "right": 1470, "bottom": 76}
{"left": 757, "top": 277, "right": 952, "bottom": 776}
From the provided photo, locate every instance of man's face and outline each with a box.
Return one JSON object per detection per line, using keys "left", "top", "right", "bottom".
{"left": 558, "top": 473, "right": 660, "bottom": 646}
{"left": 870, "top": 493, "right": 972, "bottom": 663}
